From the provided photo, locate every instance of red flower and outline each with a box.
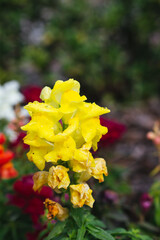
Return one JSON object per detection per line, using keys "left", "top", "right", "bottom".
{"left": 0, "top": 162, "right": 18, "bottom": 179}
{"left": 0, "top": 148, "right": 14, "bottom": 166}
{"left": 99, "top": 117, "right": 126, "bottom": 146}
{"left": 21, "top": 85, "right": 42, "bottom": 103}
{"left": 0, "top": 133, "right": 6, "bottom": 144}
{"left": 9, "top": 131, "right": 29, "bottom": 150}
{"left": 0, "top": 134, "right": 17, "bottom": 179}
{"left": 8, "top": 175, "right": 54, "bottom": 225}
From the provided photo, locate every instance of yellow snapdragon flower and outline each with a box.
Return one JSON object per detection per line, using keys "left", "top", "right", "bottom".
{"left": 33, "top": 166, "right": 70, "bottom": 191}
{"left": 70, "top": 183, "right": 95, "bottom": 208}
{"left": 27, "top": 145, "right": 52, "bottom": 170}
{"left": 40, "top": 79, "right": 81, "bottom": 108}
{"left": 44, "top": 136, "right": 76, "bottom": 163}
{"left": 22, "top": 79, "right": 110, "bottom": 211}
{"left": 70, "top": 143, "right": 95, "bottom": 173}
{"left": 48, "top": 165, "right": 70, "bottom": 190}
{"left": 78, "top": 158, "right": 108, "bottom": 183}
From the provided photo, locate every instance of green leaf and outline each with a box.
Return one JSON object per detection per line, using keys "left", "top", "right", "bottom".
{"left": 138, "top": 236, "right": 152, "bottom": 240}
{"left": 0, "top": 225, "right": 10, "bottom": 239}
{"left": 85, "top": 214, "right": 105, "bottom": 228}
{"left": 50, "top": 234, "right": 69, "bottom": 240}
{"left": 76, "top": 224, "right": 86, "bottom": 240}
{"left": 68, "top": 229, "right": 77, "bottom": 239}
{"left": 109, "top": 228, "right": 152, "bottom": 240}
{"left": 108, "top": 228, "right": 128, "bottom": 235}
{"left": 38, "top": 228, "right": 50, "bottom": 240}
{"left": 155, "top": 200, "right": 160, "bottom": 226}
{"left": 44, "top": 221, "right": 66, "bottom": 240}
{"left": 71, "top": 207, "right": 85, "bottom": 227}
{"left": 87, "top": 225, "right": 115, "bottom": 240}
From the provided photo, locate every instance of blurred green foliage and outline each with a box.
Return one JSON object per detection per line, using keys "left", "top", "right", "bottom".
{"left": 0, "top": 0, "right": 160, "bottom": 102}
{"left": 150, "top": 181, "right": 160, "bottom": 227}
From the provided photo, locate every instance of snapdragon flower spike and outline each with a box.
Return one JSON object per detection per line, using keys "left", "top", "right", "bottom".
{"left": 22, "top": 79, "right": 110, "bottom": 215}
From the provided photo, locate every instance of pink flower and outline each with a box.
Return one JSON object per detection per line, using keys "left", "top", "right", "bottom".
{"left": 140, "top": 193, "right": 153, "bottom": 213}
{"left": 103, "top": 190, "right": 119, "bottom": 204}
{"left": 9, "top": 131, "right": 29, "bottom": 150}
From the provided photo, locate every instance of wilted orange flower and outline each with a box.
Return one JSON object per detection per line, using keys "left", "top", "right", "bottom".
{"left": 44, "top": 198, "right": 69, "bottom": 221}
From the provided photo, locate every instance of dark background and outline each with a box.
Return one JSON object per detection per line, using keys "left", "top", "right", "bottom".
{"left": 0, "top": 0, "right": 160, "bottom": 103}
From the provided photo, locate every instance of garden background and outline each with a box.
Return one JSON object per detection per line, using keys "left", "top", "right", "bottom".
{"left": 0, "top": 0, "right": 160, "bottom": 239}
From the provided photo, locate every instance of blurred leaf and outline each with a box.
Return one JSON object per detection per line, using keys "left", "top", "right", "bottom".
{"left": 70, "top": 207, "right": 85, "bottom": 227}
{"left": 87, "top": 224, "right": 114, "bottom": 240}
{"left": 76, "top": 224, "right": 86, "bottom": 240}
{"left": 138, "top": 222, "right": 160, "bottom": 233}
{"left": 44, "top": 221, "right": 66, "bottom": 240}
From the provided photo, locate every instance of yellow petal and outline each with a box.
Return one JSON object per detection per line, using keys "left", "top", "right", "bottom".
{"left": 22, "top": 114, "right": 58, "bottom": 142}
{"left": 51, "top": 117, "right": 78, "bottom": 142}
{"left": 23, "top": 132, "right": 50, "bottom": 147}
{"left": 24, "top": 101, "right": 62, "bottom": 119}
{"left": 80, "top": 117, "right": 108, "bottom": 150}
{"left": 70, "top": 145, "right": 95, "bottom": 173}
{"left": 27, "top": 146, "right": 52, "bottom": 170}
{"left": 48, "top": 165, "right": 70, "bottom": 190}
{"left": 33, "top": 171, "right": 49, "bottom": 191}
{"left": 60, "top": 90, "right": 86, "bottom": 114}
{"left": 78, "top": 102, "right": 110, "bottom": 120}
{"left": 45, "top": 136, "right": 76, "bottom": 163}
{"left": 40, "top": 86, "right": 52, "bottom": 101}
{"left": 49, "top": 79, "right": 80, "bottom": 107}
{"left": 89, "top": 158, "right": 108, "bottom": 182}
{"left": 70, "top": 183, "right": 94, "bottom": 208}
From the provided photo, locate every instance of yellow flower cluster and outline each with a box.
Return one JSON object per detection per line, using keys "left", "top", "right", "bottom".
{"left": 22, "top": 79, "right": 110, "bottom": 214}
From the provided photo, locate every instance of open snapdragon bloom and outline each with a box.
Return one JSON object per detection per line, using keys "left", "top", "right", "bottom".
{"left": 22, "top": 79, "right": 110, "bottom": 218}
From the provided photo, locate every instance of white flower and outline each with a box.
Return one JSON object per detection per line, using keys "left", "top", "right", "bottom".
{"left": 4, "top": 127, "right": 17, "bottom": 141}
{"left": 0, "top": 80, "right": 24, "bottom": 121}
